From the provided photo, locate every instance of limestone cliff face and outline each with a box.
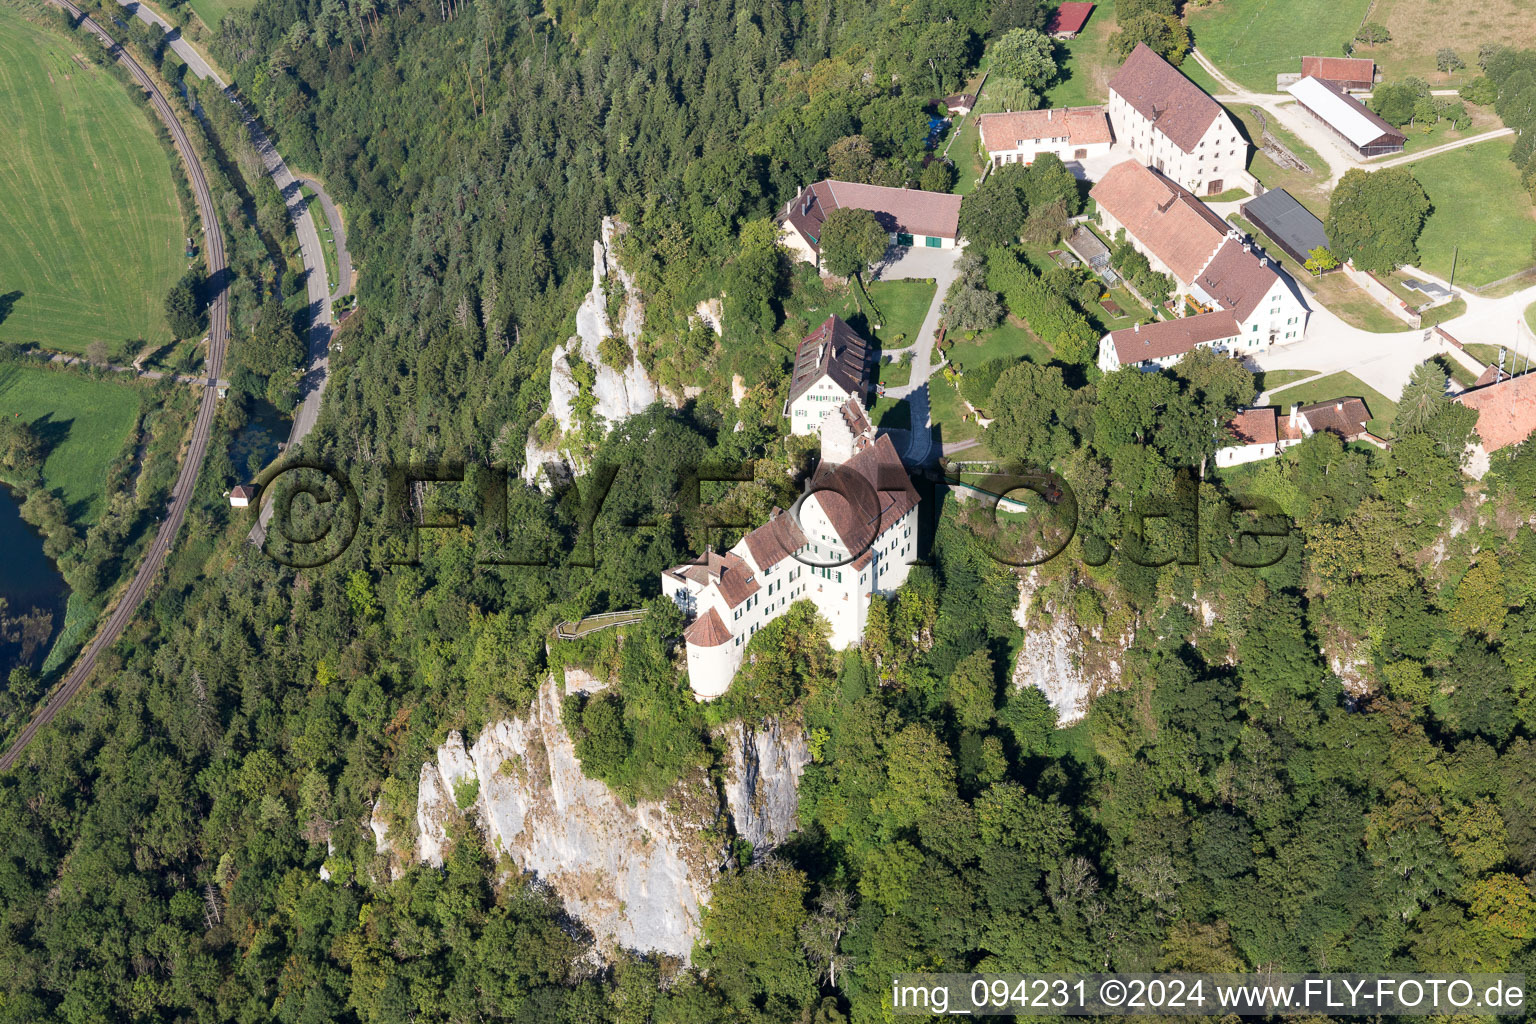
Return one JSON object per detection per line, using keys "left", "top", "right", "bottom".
{"left": 523, "top": 218, "right": 666, "bottom": 487}
{"left": 411, "top": 671, "right": 810, "bottom": 959}
{"left": 1010, "top": 571, "right": 1132, "bottom": 726}
{"left": 721, "top": 717, "right": 810, "bottom": 853}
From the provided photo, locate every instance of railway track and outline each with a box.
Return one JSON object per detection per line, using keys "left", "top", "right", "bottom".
{"left": 0, "top": 0, "right": 229, "bottom": 772}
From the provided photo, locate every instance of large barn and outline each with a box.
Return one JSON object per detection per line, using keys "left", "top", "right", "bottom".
{"left": 1285, "top": 76, "right": 1406, "bottom": 157}
{"left": 1241, "top": 188, "right": 1332, "bottom": 269}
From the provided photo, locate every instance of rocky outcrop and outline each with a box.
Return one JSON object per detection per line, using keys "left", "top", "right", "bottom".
{"left": 524, "top": 218, "right": 662, "bottom": 487}
{"left": 1011, "top": 572, "right": 1131, "bottom": 726}
{"left": 411, "top": 672, "right": 809, "bottom": 959}
{"left": 721, "top": 717, "right": 809, "bottom": 854}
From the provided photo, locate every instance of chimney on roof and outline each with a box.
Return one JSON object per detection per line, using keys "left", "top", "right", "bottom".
{"left": 1134, "top": 322, "right": 1140, "bottom": 333}
{"left": 1289, "top": 404, "right": 1299, "bottom": 428}
{"left": 1336, "top": 402, "right": 1343, "bottom": 411}
{"left": 1048, "top": 108, "right": 1054, "bottom": 120}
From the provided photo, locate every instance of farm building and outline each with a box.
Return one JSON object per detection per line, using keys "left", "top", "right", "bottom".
{"left": 779, "top": 180, "right": 963, "bottom": 265}
{"left": 943, "top": 93, "right": 977, "bottom": 115}
{"left": 1285, "top": 76, "right": 1406, "bottom": 157}
{"left": 1241, "top": 188, "right": 1332, "bottom": 269}
{"left": 1046, "top": 2, "right": 1095, "bottom": 38}
{"left": 1300, "top": 56, "right": 1376, "bottom": 91}
{"left": 783, "top": 315, "right": 871, "bottom": 435}
{"left": 977, "top": 106, "right": 1113, "bottom": 169}
{"left": 1454, "top": 372, "right": 1536, "bottom": 477}
{"left": 1107, "top": 43, "right": 1248, "bottom": 195}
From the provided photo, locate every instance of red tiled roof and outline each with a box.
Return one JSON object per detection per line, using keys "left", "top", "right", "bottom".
{"left": 683, "top": 607, "right": 733, "bottom": 648}
{"left": 1455, "top": 373, "right": 1536, "bottom": 453}
{"left": 1109, "top": 43, "right": 1224, "bottom": 153}
{"left": 1299, "top": 398, "right": 1371, "bottom": 439}
{"left": 787, "top": 315, "right": 870, "bottom": 405}
{"left": 1090, "top": 161, "right": 1229, "bottom": 282}
{"left": 231, "top": 485, "right": 256, "bottom": 500}
{"left": 1107, "top": 310, "right": 1242, "bottom": 365}
{"left": 978, "top": 107, "right": 1112, "bottom": 152}
{"left": 1196, "top": 238, "right": 1281, "bottom": 323}
{"left": 1047, "top": 1, "right": 1095, "bottom": 34}
{"left": 713, "top": 551, "right": 760, "bottom": 609}
{"left": 743, "top": 510, "right": 808, "bottom": 571}
{"left": 1227, "top": 408, "right": 1278, "bottom": 446}
{"left": 808, "top": 433, "right": 918, "bottom": 553}
{"left": 781, "top": 180, "right": 962, "bottom": 253}
{"left": 1472, "top": 365, "right": 1509, "bottom": 388}
{"left": 1301, "top": 56, "right": 1375, "bottom": 84}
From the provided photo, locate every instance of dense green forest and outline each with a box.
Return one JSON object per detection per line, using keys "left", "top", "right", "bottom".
{"left": 4, "top": 0, "right": 1536, "bottom": 1019}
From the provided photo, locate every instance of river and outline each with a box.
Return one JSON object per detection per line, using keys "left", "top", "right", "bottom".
{"left": 0, "top": 484, "right": 69, "bottom": 679}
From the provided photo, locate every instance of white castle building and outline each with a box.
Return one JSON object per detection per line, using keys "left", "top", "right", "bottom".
{"left": 662, "top": 398, "right": 920, "bottom": 699}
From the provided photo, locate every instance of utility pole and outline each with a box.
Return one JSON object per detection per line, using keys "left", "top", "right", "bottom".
{"left": 1448, "top": 245, "right": 1458, "bottom": 295}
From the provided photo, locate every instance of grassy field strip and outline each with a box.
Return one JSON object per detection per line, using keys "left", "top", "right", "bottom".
{"left": 1185, "top": 0, "right": 1375, "bottom": 94}
{"left": 1409, "top": 140, "right": 1536, "bottom": 288}
{"left": 0, "top": 365, "right": 141, "bottom": 522}
{"left": 0, "top": 6, "right": 186, "bottom": 357}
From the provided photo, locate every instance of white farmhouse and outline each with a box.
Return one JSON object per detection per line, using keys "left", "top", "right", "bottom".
{"left": 977, "top": 106, "right": 1113, "bottom": 171}
{"left": 784, "top": 314, "right": 871, "bottom": 435}
{"left": 662, "top": 398, "right": 920, "bottom": 699}
{"left": 1091, "top": 160, "right": 1308, "bottom": 372}
{"left": 778, "top": 180, "right": 963, "bottom": 267}
{"left": 1107, "top": 43, "right": 1248, "bottom": 196}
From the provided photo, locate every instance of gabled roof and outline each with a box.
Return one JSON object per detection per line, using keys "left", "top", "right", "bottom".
{"left": 1047, "top": 1, "right": 1095, "bottom": 34}
{"left": 743, "top": 510, "right": 808, "bottom": 571}
{"left": 1089, "top": 161, "right": 1229, "bottom": 282}
{"left": 230, "top": 484, "right": 257, "bottom": 500}
{"left": 1226, "top": 408, "right": 1278, "bottom": 447}
{"left": 1108, "top": 43, "right": 1225, "bottom": 153}
{"left": 1196, "top": 238, "right": 1282, "bottom": 323}
{"left": 977, "top": 107, "right": 1113, "bottom": 152}
{"left": 786, "top": 315, "right": 870, "bottom": 406}
{"left": 1285, "top": 77, "right": 1405, "bottom": 149}
{"left": 1242, "top": 188, "right": 1330, "bottom": 260}
{"left": 1106, "top": 310, "right": 1242, "bottom": 365}
{"left": 808, "top": 433, "right": 919, "bottom": 554}
{"left": 1454, "top": 372, "right": 1536, "bottom": 453}
{"left": 1301, "top": 56, "right": 1375, "bottom": 84}
{"left": 1299, "top": 397, "right": 1372, "bottom": 439}
{"left": 712, "top": 551, "right": 760, "bottom": 609}
{"left": 683, "top": 607, "right": 733, "bottom": 648}
{"left": 780, "top": 180, "right": 962, "bottom": 252}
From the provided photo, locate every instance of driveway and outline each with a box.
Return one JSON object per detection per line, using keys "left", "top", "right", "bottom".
{"left": 873, "top": 245, "right": 964, "bottom": 464}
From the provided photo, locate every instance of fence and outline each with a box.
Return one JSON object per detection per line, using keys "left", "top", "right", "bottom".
{"left": 1341, "top": 262, "right": 1421, "bottom": 328}
{"left": 555, "top": 609, "right": 646, "bottom": 640}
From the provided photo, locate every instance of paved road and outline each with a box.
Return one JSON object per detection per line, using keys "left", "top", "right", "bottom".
{"left": 875, "top": 246, "right": 964, "bottom": 464}
{"left": 294, "top": 173, "right": 353, "bottom": 303}
{"left": 113, "top": 0, "right": 226, "bottom": 86}
{"left": 0, "top": 0, "right": 229, "bottom": 773}
{"left": 103, "top": 0, "right": 340, "bottom": 545}
{"left": 1190, "top": 48, "right": 1515, "bottom": 189}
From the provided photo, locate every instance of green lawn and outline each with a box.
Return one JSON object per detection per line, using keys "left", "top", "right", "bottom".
{"left": 1408, "top": 140, "right": 1536, "bottom": 288}
{"left": 862, "top": 279, "right": 935, "bottom": 349}
{"left": 1255, "top": 368, "right": 1318, "bottom": 393}
{"left": 1266, "top": 371, "right": 1399, "bottom": 435}
{"left": 870, "top": 396, "right": 910, "bottom": 431}
{"left": 945, "top": 316, "right": 1052, "bottom": 373}
{"left": 1042, "top": 0, "right": 1122, "bottom": 108}
{"left": 1527, "top": 302, "right": 1536, "bottom": 334}
{"left": 0, "top": 7, "right": 186, "bottom": 358}
{"left": 186, "top": 0, "right": 258, "bottom": 32}
{"left": 928, "top": 375, "right": 981, "bottom": 445}
{"left": 0, "top": 365, "right": 141, "bottom": 523}
{"left": 1231, "top": 106, "right": 1332, "bottom": 215}
{"left": 1185, "top": 0, "right": 1376, "bottom": 94}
